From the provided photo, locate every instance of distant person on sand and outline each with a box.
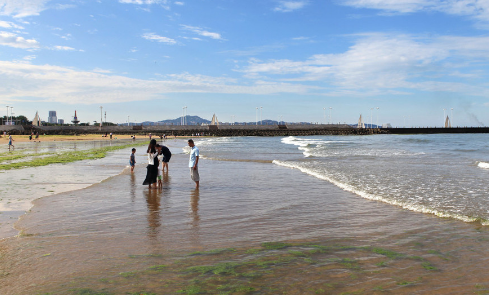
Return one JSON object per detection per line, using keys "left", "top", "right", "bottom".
{"left": 188, "top": 139, "right": 199, "bottom": 189}
{"left": 129, "top": 148, "right": 136, "bottom": 173}
{"left": 8, "top": 135, "right": 14, "bottom": 151}
{"left": 142, "top": 139, "right": 159, "bottom": 189}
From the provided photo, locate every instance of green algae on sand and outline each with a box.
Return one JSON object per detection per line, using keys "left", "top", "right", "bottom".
{"left": 0, "top": 143, "right": 143, "bottom": 171}
{"left": 38, "top": 241, "right": 443, "bottom": 295}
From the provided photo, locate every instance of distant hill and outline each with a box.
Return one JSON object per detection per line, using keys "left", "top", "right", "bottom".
{"left": 140, "top": 116, "right": 211, "bottom": 126}
{"left": 136, "top": 116, "right": 368, "bottom": 126}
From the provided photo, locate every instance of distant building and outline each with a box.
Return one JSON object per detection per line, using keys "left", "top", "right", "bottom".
{"left": 445, "top": 116, "right": 451, "bottom": 128}
{"left": 72, "top": 110, "right": 80, "bottom": 125}
{"left": 210, "top": 114, "right": 220, "bottom": 125}
{"left": 32, "top": 111, "right": 42, "bottom": 126}
{"left": 357, "top": 115, "right": 365, "bottom": 129}
{"left": 58, "top": 119, "right": 64, "bottom": 125}
{"left": 48, "top": 111, "right": 57, "bottom": 124}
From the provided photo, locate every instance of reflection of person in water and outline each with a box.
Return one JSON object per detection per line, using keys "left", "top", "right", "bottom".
{"left": 145, "top": 189, "right": 161, "bottom": 241}
{"left": 130, "top": 173, "right": 136, "bottom": 203}
{"left": 189, "top": 189, "right": 200, "bottom": 227}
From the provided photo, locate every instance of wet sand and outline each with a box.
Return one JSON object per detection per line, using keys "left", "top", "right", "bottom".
{"left": 2, "top": 148, "right": 489, "bottom": 293}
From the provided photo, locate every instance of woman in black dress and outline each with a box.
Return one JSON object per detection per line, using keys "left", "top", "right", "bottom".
{"left": 142, "top": 139, "right": 159, "bottom": 188}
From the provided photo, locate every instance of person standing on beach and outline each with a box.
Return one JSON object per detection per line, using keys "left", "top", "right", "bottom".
{"left": 188, "top": 139, "right": 199, "bottom": 189}
{"left": 8, "top": 135, "right": 14, "bottom": 151}
{"left": 129, "top": 148, "right": 136, "bottom": 173}
{"left": 142, "top": 139, "right": 159, "bottom": 189}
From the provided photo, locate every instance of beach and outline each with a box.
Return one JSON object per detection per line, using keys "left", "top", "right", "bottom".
{"left": 2, "top": 135, "right": 489, "bottom": 294}
{"left": 0, "top": 134, "right": 139, "bottom": 143}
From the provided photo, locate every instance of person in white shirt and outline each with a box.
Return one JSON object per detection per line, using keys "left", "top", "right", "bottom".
{"left": 188, "top": 139, "right": 199, "bottom": 189}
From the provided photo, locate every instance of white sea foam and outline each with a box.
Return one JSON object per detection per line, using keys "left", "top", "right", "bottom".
{"left": 273, "top": 160, "right": 479, "bottom": 224}
{"left": 197, "top": 137, "right": 234, "bottom": 147}
{"left": 478, "top": 162, "right": 489, "bottom": 169}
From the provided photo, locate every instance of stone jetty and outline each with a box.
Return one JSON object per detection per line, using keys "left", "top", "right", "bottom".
{"left": 1, "top": 124, "right": 488, "bottom": 136}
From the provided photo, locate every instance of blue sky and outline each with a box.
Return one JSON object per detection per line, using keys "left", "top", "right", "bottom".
{"left": 1, "top": 0, "right": 489, "bottom": 127}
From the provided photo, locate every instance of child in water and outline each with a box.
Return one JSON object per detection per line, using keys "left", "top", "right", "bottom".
{"left": 156, "top": 144, "right": 163, "bottom": 188}
{"left": 129, "top": 148, "right": 136, "bottom": 172}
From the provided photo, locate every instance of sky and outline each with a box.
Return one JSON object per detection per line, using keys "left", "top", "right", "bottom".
{"left": 1, "top": 0, "right": 489, "bottom": 127}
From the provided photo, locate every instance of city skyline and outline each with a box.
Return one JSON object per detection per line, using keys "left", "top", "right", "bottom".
{"left": 1, "top": 1, "right": 489, "bottom": 127}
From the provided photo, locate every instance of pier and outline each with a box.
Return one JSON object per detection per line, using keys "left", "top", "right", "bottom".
{"left": 1, "top": 124, "right": 489, "bottom": 136}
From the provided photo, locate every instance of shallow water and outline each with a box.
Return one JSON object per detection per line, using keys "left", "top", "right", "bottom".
{"left": 2, "top": 135, "right": 489, "bottom": 294}
{"left": 0, "top": 139, "right": 151, "bottom": 239}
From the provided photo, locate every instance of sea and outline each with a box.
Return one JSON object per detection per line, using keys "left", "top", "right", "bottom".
{"left": 2, "top": 134, "right": 489, "bottom": 294}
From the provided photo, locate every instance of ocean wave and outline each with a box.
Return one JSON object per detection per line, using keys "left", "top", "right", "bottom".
{"left": 272, "top": 160, "right": 481, "bottom": 225}
{"left": 281, "top": 136, "right": 338, "bottom": 147}
{"left": 478, "top": 162, "right": 489, "bottom": 169}
{"left": 197, "top": 137, "right": 235, "bottom": 146}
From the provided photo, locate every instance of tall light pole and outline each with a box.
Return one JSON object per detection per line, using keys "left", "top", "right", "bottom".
{"left": 323, "top": 108, "right": 326, "bottom": 124}
{"left": 184, "top": 106, "right": 187, "bottom": 125}
{"left": 256, "top": 107, "right": 258, "bottom": 125}
{"left": 10, "top": 107, "right": 13, "bottom": 125}
{"left": 5, "top": 106, "right": 8, "bottom": 125}
{"left": 329, "top": 107, "right": 332, "bottom": 125}
{"left": 100, "top": 106, "right": 103, "bottom": 127}
{"left": 443, "top": 108, "right": 446, "bottom": 127}
{"left": 260, "top": 106, "right": 263, "bottom": 125}
{"left": 128, "top": 116, "right": 130, "bottom": 126}
{"left": 451, "top": 108, "right": 453, "bottom": 127}
{"left": 370, "top": 108, "right": 374, "bottom": 128}
{"left": 182, "top": 107, "right": 187, "bottom": 125}
{"left": 376, "top": 107, "right": 379, "bottom": 128}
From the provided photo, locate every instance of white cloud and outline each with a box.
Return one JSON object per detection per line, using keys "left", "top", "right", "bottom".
{"left": 119, "top": 0, "right": 170, "bottom": 9}
{"left": 93, "top": 68, "right": 112, "bottom": 73}
{"left": 274, "top": 1, "right": 308, "bottom": 12}
{"left": 343, "top": 0, "right": 489, "bottom": 25}
{"left": 181, "top": 25, "right": 223, "bottom": 40}
{"left": 0, "top": 31, "right": 39, "bottom": 49}
{"left": 60, "top": 33, "right": 72, "bottom": 40}
{"left": 53, "top": 45, "right": 75, "bottom": 51}
{"left": 0, "top": 61, "right": 315, "bottom": 105}
{"left": 119, "top": 0, "right": 166, "bottom": 4}
{"left": 0, "top": 20, "right": 24, "bottom": 29}
{"left": 240, "top": 33, "right": 489, "bottom": 96}
{"left": 54, "top": 4, "right": 76, "bottom": 10}
{"left": 142, "top": 32, "right": 177, "bottom": 44}
{"left": 0, "top": 0, "right": 51, "bottom": 17}
{"left": 174, "top": 1, "right": 184, "bottom": 5}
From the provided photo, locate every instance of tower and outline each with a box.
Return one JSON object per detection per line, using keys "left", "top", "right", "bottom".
{"left": 72, "top": 110, "right": 80, "bottom": 125}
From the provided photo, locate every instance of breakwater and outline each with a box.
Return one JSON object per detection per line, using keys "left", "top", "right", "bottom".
{"left": 1, "top": 124, "right": 488, "bottom": 136}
